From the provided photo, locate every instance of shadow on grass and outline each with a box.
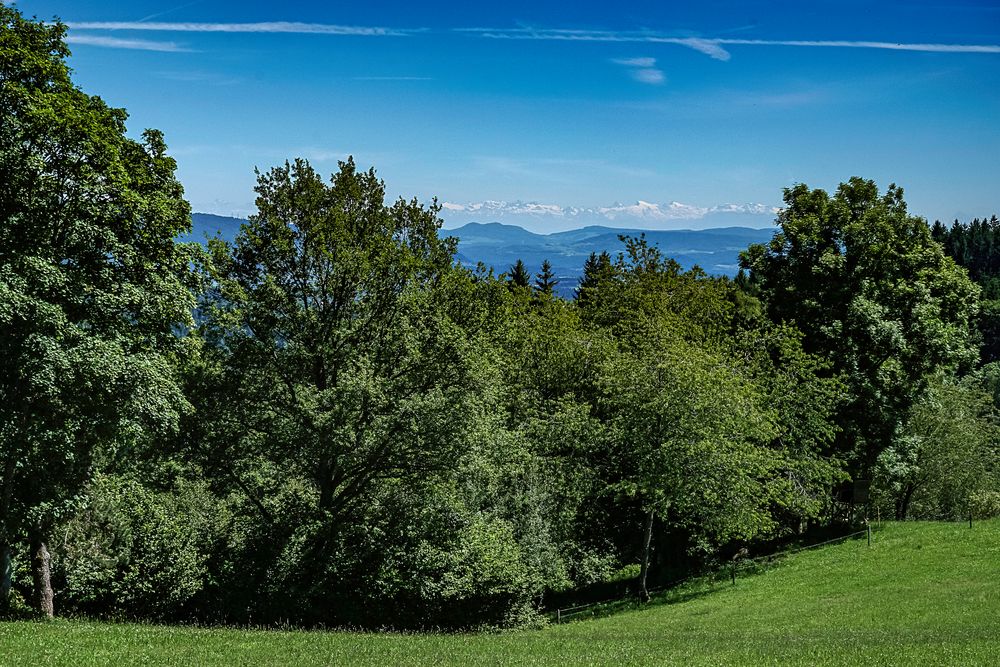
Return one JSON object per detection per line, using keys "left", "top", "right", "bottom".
{"left": 552, "top": 575, "right": 734, "bottom": 624}
{"left": 551, "top": 528, "right": 872, "bottom": 625}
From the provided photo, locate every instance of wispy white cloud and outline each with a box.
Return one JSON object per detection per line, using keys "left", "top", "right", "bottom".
{"left": 611, "top": 57, "right": 665, "bottom": 84}
{"left": 676, "top": 38, "right": 731, "bottom": 61}
{"left": 464, "top": 28, "right": 734, "bottom": 60}
{"left": 65, "top": 21, "right": 419, "bottom": 37}
{"left": 465, "top": 27, "right": 1000, "bottom": 60}
{"left": 631, "top": 68, "right": 665, "bottom": 84}
{"left": 352, "top": 76, "right": 433, "bottom": 81}
{"left": 717, "top": 38, "right": 1000, "bottom": 54}
{"left": 611, "top": 57, "right": 657, "bottom": 68}
{"left": 66, "top": 34, "right": 190, "bottom": 52}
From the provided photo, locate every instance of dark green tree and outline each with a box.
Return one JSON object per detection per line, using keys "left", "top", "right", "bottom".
{"left": 507, "top": 259, "right": 530, "bottom": 290}
{"left": 0, "top": 7, "right": 196, "bottom": 617}
{"left": 199, "top": 157, "right": 483, "bottom": 623}
{"left": 741, "top": 178, "right": 980, "bottom": 478}
{"left": 534, "top": 259, "right": 558, "bottom": 297}
{"left": 931, "top": 215, "right": 1000, "bottom": 363}
{"left": 575, "top": 251, "right": 614, "bottom": 305}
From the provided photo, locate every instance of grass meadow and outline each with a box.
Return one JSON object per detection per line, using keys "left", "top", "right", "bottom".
{"left": 1, "top": 519, "right": 997, "bottom": 666}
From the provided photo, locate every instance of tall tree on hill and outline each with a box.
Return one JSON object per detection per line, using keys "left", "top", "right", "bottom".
{"left": 0, "top": 8, "right": 196, "bottom": 617}
{"left": 199, "top": 157, "right": 481, "bottom": 621}
{"left": 741, "top": 178, "right": 980, "bottom": 479}
{"left": 534, "top": 259, "right": 558, "bottom": 297}
{"left": 575, "top": 250, "right": 614, "bottom": 307}
{"left": 507, "top": 259, "right": 531, "bottom": 290}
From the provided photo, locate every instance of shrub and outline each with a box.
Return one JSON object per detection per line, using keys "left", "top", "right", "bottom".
{"left": 52, "top": 474, "right": 227, "bottom": 619}
{"left": 970, "top": 490, "right": 1000, "bottom": 519}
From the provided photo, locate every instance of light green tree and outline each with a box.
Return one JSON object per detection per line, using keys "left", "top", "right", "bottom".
{"left": 599, "top": 322, "right": 780, "bottom": 600}
{"left": 876, "top": 375, "right": 998, "bottom": 520}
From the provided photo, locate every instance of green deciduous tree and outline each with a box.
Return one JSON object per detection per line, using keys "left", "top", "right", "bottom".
{"left": 741, "top": 178, "right": 980, "bottom": 478}
{"left": 197, "top": 157, "right": 485, "bottom": 623}
{"left": 875, "top": 374, "right": 999, "bottom": 520}
{"left": 599, "top": 332, "right": 780, "bottom": 599}
{"left": 0, "top": 8, "right": 196, "bottom": 617}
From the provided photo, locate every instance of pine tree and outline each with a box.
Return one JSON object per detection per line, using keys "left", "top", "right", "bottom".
{"left": 534, "top": 259, "right": 558, "bottom": 296}
{"left": 575, "top": 251, "right": 614, "bottom": 304}
{"left": 507, "top": 259, "right": 531, "bottom": 290}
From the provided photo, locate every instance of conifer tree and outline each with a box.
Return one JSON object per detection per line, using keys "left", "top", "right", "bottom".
{"left": 508, "top": 259, "right": 531, "bottom": 290}
{"left": 534, "top": 259, "right": 558, "bottom": 296}
{"left": 575, "top": 251, "right": 614, "bottom": 305}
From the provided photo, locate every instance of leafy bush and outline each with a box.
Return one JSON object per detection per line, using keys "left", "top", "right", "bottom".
{"left": 970, "top": 491, "right": 1000, "bottom": 519}
{"left": 52, "top": 474, "right": 227, "bottom": 619}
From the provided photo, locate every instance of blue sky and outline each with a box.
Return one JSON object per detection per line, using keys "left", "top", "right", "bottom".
{"left": 10, "top": 0, "right": 1000, "bottom": 229}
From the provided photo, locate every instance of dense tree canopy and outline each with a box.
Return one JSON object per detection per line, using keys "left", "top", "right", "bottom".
{"left": 2, "top": 8, "right": 997, "bottom": 630}
{"left": 0, "top": 7, "right": 196, "bottom": 618}
{"left": 931, "top": 216, "right": 1000, "bottom": 364}
{"left": 741, "top": 179, "right": 980, "bottom": 476}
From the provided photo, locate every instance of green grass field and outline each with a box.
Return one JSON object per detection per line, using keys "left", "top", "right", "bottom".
{"left": 2, "top": 520, "right": 997, "bottom": 666}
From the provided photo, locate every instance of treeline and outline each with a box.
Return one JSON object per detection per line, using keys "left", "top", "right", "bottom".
{"left": 2, "top": 8, "right": 999, "bottom": 628}
{"left": 932, "top": 216, "right": 1000, "bottom": 363}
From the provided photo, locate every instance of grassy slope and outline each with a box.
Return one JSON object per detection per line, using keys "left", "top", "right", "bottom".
{"left": 2, "top": 520, "right": 997, "bottom": 666}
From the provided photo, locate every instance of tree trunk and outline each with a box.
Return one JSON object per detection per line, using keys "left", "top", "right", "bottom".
{"left": 638, "top": 509, "right": 655, "bottom": 602}
{"left": 1, "top": 453, "right": 15, "bottom": 604}
{"left": 30, "top": 533, "right": 53, "bottom": 619}
{"left": 1, "top": 545, "right": 11, "bottom": 600}
{"left": 895, "top": 484, "right": 915, "bottom": 521}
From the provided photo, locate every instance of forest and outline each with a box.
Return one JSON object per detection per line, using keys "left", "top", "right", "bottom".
{"left": 2, "top": 8, "right": 999, "bottom": 629}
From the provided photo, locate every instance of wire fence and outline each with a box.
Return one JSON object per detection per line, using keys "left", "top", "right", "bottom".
{"left": 553, "top": 525, "right": 872, "bottom": 624}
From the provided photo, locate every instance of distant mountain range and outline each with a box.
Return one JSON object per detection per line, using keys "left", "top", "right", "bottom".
{"left": 186, "top": 213, "right": 245, "bottom": 242}
{"left": 189, "top": 213, "right": 777, "bottom": 298}
{"left": 447, "top": 222, "right": 775, "bottom": 296}
{"left": 439, "top": 199, "right": 779, "bottom": 232}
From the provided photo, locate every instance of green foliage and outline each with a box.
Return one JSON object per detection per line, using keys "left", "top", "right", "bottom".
{"left": 6, "top": 9, "right": 995, "bottom": 632}
{"left": 730, "top": 323, "right": 848, "bottom": 524}
{"left": 874, "top": 374, "right": 1000, "bottom": 520}
{"left": 506, "top": 258, "right": 531, "bottom": 291}
{"left": 0, "top": 6, "right": 196, "bottom": 613}
{"left": 534, "top": 259, "right": 558, "bottom": 297}
{"left": 203, "top": 156, "right": 468, "bottom": 521}
{"left": 932, "top": 216, "right": 1000, "bottom": 363}
{"left": 188, "top": 157, "right": 554, "bottom": 627}
{"left": 969, "top": 491, "right": 1000, "bottom": 518}
{"left": 53, "top": 475, "right": 226, "bottom": 619}
{"left": 741, "top": 178, "right": 980, "bottom": 475}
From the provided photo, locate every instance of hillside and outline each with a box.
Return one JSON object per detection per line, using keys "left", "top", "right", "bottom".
{"left": 3, "top": 520, "right": 996, "bottom": 666}
{"left": 190, "top": 215, "right": 775, "bottom": 297}
{"left": 449, "top": 222, "right": 774, "bottom": 295}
